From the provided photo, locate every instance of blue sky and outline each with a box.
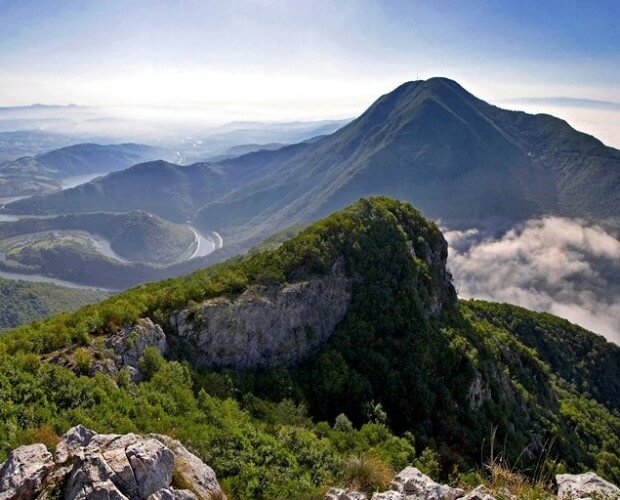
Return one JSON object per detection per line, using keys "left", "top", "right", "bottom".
{"left": 0, "top": 0, "right": 618, "bottom": 142}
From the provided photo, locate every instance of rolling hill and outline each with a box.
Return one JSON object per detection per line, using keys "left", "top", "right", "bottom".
{"left": 0, "top": 211, "right": 200, "bottom": 288}
{"left": 4, "top": 160, "right": 231, "bottom": 222}
{"left": 0, "top": 211, "right": 195, "bottom": 265}
{"left": 0, "top": 197, "right": 618, "bottom": 498}
{"left": 0, "top": 277, "right": 107, "bottom": 331}
{"left": 0, "top": 142, "right": 166, "bottom": 198}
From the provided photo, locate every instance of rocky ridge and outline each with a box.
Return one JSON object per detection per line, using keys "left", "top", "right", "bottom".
{"left": 325, "top": 466, "right": 620, "bottom": 500}
{"left": 0, "top": 426, "right": 225, "bottom": 500}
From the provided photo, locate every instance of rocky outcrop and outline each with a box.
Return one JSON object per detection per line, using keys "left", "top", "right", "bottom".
{"left": 389, "top": 467, "right": 464, "bottom": 500}
{"left": 557, "top": 472, "right": 620, "bottom": 499}
{"left": 91, "top": 318, "right": 168, "bottom": 382}
{"left": 326, "top": 488, "right": 367, "bottom": 500}
{"left": 0, "top": 444, "right": 54, "bottom": 500}
{"left": 171, "top": 260, "right": 352, "bottom": 369}
{"left": 0, "top": 426, "right": 224, "bottom": 500}
{"left": 405, "top": 235, "right": 455, "bottom": 318}
{"left": 467, "top": 374, "right": 492, "bottom": 411}
{"left": 325, "top": 467, "right": 619, "bottom": 499}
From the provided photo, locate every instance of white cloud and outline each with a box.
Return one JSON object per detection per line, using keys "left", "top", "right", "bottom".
{"left": 445, "top": 217, "right": 620, "bottom": 344}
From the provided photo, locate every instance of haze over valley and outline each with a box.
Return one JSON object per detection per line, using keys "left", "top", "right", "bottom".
{"left": 0, "top": 2, "right": 619, "bottom": 499}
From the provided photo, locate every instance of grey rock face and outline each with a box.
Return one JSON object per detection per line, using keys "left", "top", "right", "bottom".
{"left": 55, "top": 424, "right": 96, "bottom": 464}
{"left": 0, "top": 444, "right": 54, "bottom": 500}
{"left": 0, "top": 426, "right": 225, "bottom": 500}
{"left": 370, "top": 491, "right": 403, "bottom": 499}
{"left": 172, "top": 260, "right": 352, "bottom": 369}
{"left": 325, "top": 487, "right": 368, "bottom": 500}
{"left": 467, "top": 374, "right": 491, "bottom": 411}
{"left": 556, "top": 472, "right": 620, "bottom": 499}
{"left": 126, "top": 439, "right": 174, "bottom": 498}
{"left": 147, "top": 489, "right": 197, "bottom": 500}
{"left": 460, "top": 485, "right": 496, "bottom": 500}
{"left": 148, "top": 434, "right": 222, "bottom": 499}
{"left": 390, "top": 467, "right": 464, "bottom": 500}
{"left": 92, "top": 318, "right": 168, "bottom": 382}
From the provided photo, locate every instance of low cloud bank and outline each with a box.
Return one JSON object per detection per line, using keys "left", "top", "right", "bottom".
{"left": 445, "top": 217, "right": 620, "bottom": 345}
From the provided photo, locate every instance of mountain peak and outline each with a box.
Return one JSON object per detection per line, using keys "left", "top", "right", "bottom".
{"left": 384, "top": 77, "right": 469, "bottom": 100}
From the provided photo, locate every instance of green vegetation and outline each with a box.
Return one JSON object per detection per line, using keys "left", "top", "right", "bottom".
{"left": 106, "top": 211, "right": 195, "bottom": 264}
{"left": 462, "top": 300, "right": 619, "bottom": 410}
{"left": 0, "top": 276, "right": 107, "bottom": 331}
{"left": 0, "top": 197, "right": 618, "bottom": 498}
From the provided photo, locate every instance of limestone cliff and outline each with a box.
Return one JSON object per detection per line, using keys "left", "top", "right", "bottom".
{"left": 170, "top": 260, "right": 352, "bottom": 369}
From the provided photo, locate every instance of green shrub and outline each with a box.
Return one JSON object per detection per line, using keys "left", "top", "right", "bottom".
{"left": 73, "top": 348, "right": 92, "bottom": 375}
{"left": 140, "top": 346, "right": 165, "bottom": 381}
{"left": 343, "top": 451, "right": 394, "bottom": 494}
{"left": 415, "top": 447, "right": 441, "bottom": 479}
{"left": 334, "top": 413, "right": 354, "bottom": 432}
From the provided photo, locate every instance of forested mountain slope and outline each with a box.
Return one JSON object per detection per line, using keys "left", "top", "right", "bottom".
{"left": 1, "top": 197, "right": 618, "bottom": 498}
{"left": 0, "top": 277, "right": 107, "bottom": 331}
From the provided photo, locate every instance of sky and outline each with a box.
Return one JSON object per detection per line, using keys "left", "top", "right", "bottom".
{"left": 0, "top": 0, "right": 619, "bottom": 145}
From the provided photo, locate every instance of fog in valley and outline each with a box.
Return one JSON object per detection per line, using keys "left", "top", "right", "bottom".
{"left": 446, "top": 218, "right": 620, "bottom": 344}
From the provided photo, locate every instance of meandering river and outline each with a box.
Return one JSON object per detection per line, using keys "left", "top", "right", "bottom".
{"left": 0, "top": 174, "right": 224, "bottom": 289}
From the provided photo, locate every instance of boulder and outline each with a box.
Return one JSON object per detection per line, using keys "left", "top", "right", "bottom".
{"left": 390, "top": 467, "right": 464, "bottom": 500}
{"left": 149, "top": 434, "right": 224, "bottom": 499}
{"left": 0, "top": 444, "right": 54, "bottom": 500}
{"left": 460, "top": 485, "right": 497, "bottom": 500}
{"left": 325, "top": 487, "right": 367, "bottom": 499}
{"left": 370, "top": 491, "right": 404, "bottom": 499}
{"left": 147, "top": 489, "right": 198, "bottom": 500}
{"left": 65, "top": 452, "right": 129, "bottom": 499}
{"left": 102, "top": 446, "right": 140, "bottom": 496}
{"left": 55, "top": 424, "right": 96, "bottom": 464}
{"left": 126, "top": 439, "right": 175, "bottom": 498}
{"left": 556, "top": 471, "right": 620, "bottom": 499}
{"left": 0, "top": 426, "right": 225, "bottom": 500}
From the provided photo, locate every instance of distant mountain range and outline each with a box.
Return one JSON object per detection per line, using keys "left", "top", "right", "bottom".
{"left": 196, "top": 77, "right": 619, "bottom": 236}
{"left": 6, "top": 78, "right": 619, "bottom": 248}
{"left": 0, "top": 143, "right": 166, "bottom": 198}
{"left": 0, "top": 103, "right": 86, "bottom": 112}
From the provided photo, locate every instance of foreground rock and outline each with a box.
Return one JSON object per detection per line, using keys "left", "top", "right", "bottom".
{"left": 557, "top": 472, "right": 620, "bottom": 499}
{"left": 0, "top": 426, "right": 224, "bottom": 500}
{"left": 390, "top": 467, "right": 465, "bottom": 499}
{"left": 324, "top": 466, "right": 620, "bottom": 500}
{"left": 0, "top": 444, "right": 54, "bottom": 500}
{"left": 325, "top": 487, "right": 367, "bottom": 500}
